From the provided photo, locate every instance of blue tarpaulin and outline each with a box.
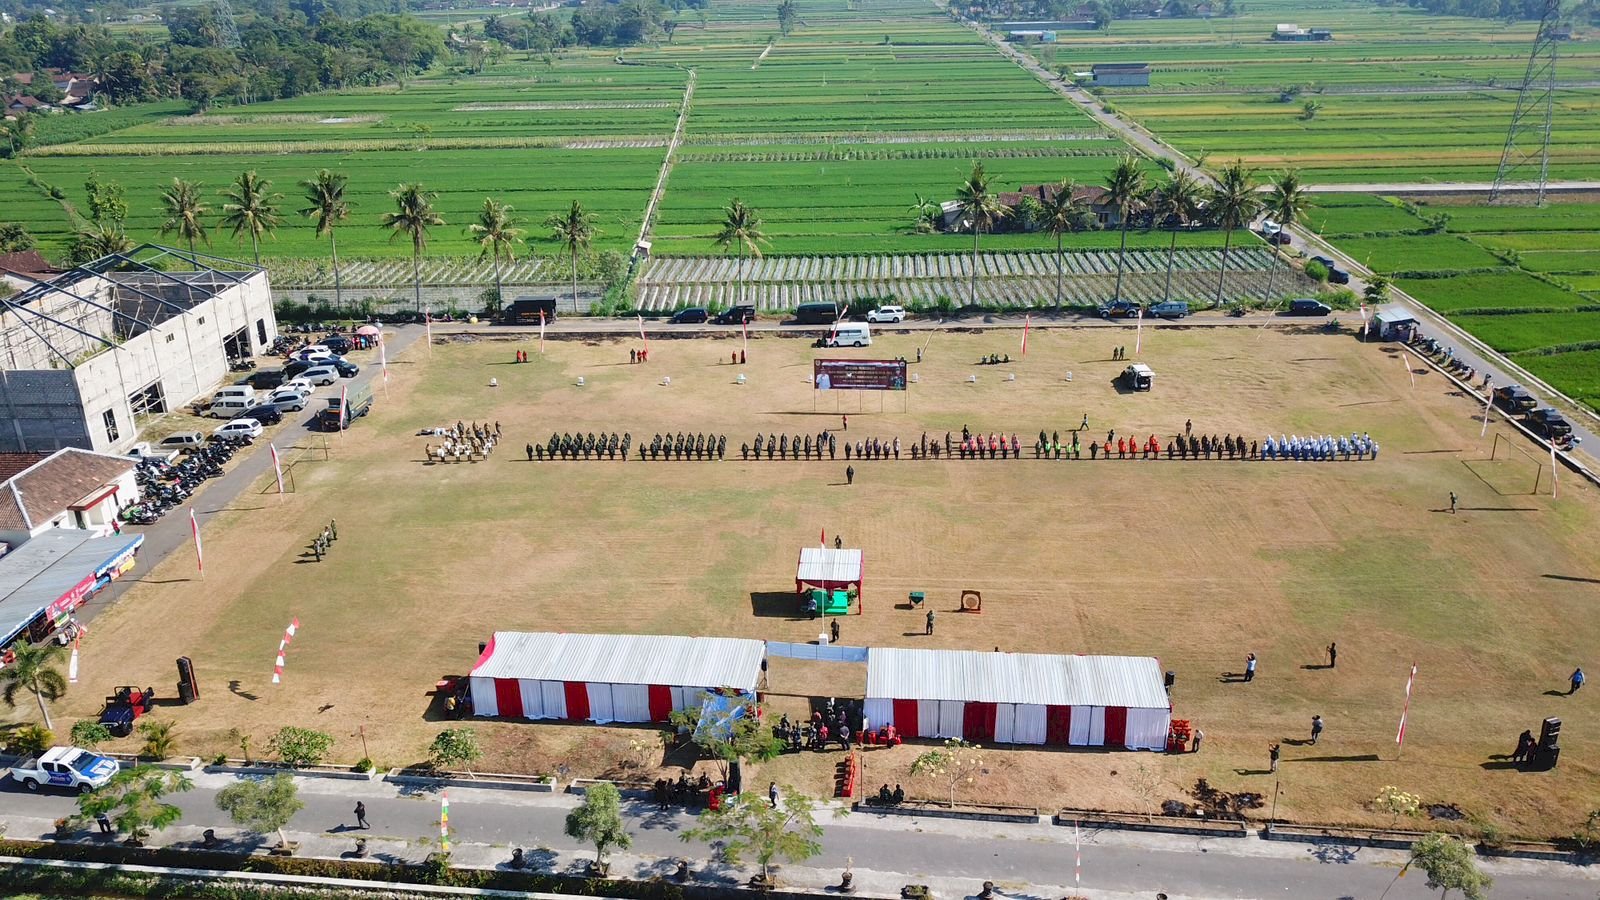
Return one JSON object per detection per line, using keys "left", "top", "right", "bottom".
{"left": 694, "top": 691, "right": 753, "bottom": 742}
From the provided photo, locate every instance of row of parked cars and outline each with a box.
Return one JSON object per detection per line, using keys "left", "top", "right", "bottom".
{"left": 1493, "top": 384, "right": 1574, "bottom": 440}
{"left": 171, "top": 341, "right": 363, "bottom": 444}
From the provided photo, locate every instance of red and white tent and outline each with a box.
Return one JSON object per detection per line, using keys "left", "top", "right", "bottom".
{"left": 863, "top": 648, "right": 1170, "bottom": 750}
{"left": 469, "top": 632, "right": 765, "bottom": 724}
{"left": 796, "top": 547, "right": 863, "bottom": 598}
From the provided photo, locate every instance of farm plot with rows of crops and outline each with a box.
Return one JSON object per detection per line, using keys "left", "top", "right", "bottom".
{"left": 633, "top": 247, "right": 1306, "bottom": 310}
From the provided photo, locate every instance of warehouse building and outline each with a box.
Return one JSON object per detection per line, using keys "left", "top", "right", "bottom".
{"left": 0, "top": 246, "right": 276, "bottom": 454}
{"left": 1091, "top": 63, "right": 1151, "bottom": 87}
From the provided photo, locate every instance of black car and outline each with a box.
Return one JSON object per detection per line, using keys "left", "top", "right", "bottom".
{"left": 1308, "top": 255, "right": 1350, "bottom": 285}
{"left": 670, "top": 307, "right": 709, "bottom": 324}
{"left": 1528, "top": 407, "right": 1572, "bottom": 438}
{"left": 712, "top": 305, "right": 757, "bottom": 325}
{"left": 248, "top": 368, "right": 285, "bottom": 390}
{"left": 236, "top": 404, "right": 284, "bottom": 425}
{"left": 328, "top": 357, "right": 360, "bottom": 378}
{"left": 288, "top": 356, "right": 358, "bottom": 378}
{"left": 284, "top": 358, "right": 316, "bottom": 378}
{"left": 321, "top": 335, "right": 353, "bottom": 354}
{"left": 1287, "top": 298, "right": 1332, "bottom": 316}
{"left": 1265, "top": 230, "right": 1292, "bottom": 246}
{"left": 1493, "top": 384, "right": 1537, "bottom": 413}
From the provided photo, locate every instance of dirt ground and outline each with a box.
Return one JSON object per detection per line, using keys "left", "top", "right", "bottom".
{"left": 26, "top": 321, "right": 1600, "bottom": 840}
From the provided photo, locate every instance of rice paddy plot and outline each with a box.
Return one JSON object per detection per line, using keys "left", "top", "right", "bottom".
{"left": 1397, "top": 271, "right": 1587, "bottom": 315}
{"left": 1446, "top": 312, "right": 1600, "bottom": 355}
{"left": 1333, "top": 235, "right": 1504, "bottom": 274}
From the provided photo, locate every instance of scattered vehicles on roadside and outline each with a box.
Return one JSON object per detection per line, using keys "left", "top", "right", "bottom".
{"left": 670, "top": 307, "right": 709, "bottom": 324}
{"left": 1122, "top": 363, "right": 1154, "bottom": 391}
{"left": 865, "top": 305, "right": 906, "bottom": 324}
{"left": 794, "top": 302, "right": 840, "bottom": 325}
{"left": 1528, "top": 407, "right": 1572, "bottom": 439}
{"left": 1493, "top": 384, "right": 1538, "bottom": 414}
{"left": 1098, "top": 300, "right": 1142, "bottom": 319}
{"left": 713, "top": 304, "right": 757, "bottom": 325}
{"left": 213, "top": 418, "right": 263, "bottom": 441}
{"left": 9, "top": 746, "right": 119, "bottom": 793}
{"left": 1148, "top": 301, "right": 1189, "bottom": 319}
{"left": 1287, "top": 298, "right": 1333, "bottom": 317}
{"left": 1308, "top": 255, "right": 1350, "bottom": 284}
{"left": 824, "top": 323, "right": 872, "bottom": 348}
{"left": 1264, "top": 230, "right": 1292, "bottom": 246}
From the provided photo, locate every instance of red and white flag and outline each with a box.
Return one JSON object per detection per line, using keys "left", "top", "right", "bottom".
{"left": 272, "top": 617, "right": 300, "bottom": 684}
{"left": 1020, "top": 314, "right": 1031, "bottom": 358}
{"left": 190, "top": 509, "right": 203, "bottom": 573}
{"left": 1396, "top": 662, "right": 1418, "bottom": 746}
{"left": 638, "top": 314, "right": 649, "bottom": 354}
{"left": 742, "top": 318, "right": 749, "bottom": 357}
{"left": 1359, "top": 303, "right": 1370, "bottom": 339}
{"left": 340, "top": 384, "right": 349, "bottom": 430}
{"left": 379, "top": 337, "right": 389, "bottom": 385}
{"left": 538, "top": 309, "right": 547, "bottom": 355}
{"left": 819, "top": 528, "right": 825, "bottom": 548}
{"left": 1551, "top": 444, "right": 1560, "bottom": 498}
{"left": 270, "top": 443, "right": 284, "bottom": 494}
{"left": 1134, "top": 306, "right": 1144, "bottom": 354}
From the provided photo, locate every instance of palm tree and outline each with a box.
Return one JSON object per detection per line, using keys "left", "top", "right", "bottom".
{"left": 0, "top": 642, "right": 68, "bottom": 730}
{"left": 71, "top": 222, "right": 134, "bottom": 263}
{"left": 300, "top": 170, "right": 352, "bottom": 309}
{"left": 1207, "top": 160, "right": 1262, "bottom": 309}
{"left": 712, "top": 199, "right": 767, "bottom": 309}
{"left": 380, "top": 183, "right": 445, "bottom": 312}
{"left": 1103, "top": 155, "right": 1148, "bottom": 303}
{"left": 909, "top": 193, "right": 940, "bottom": 233}
{"left": 157, "top": 178, "right": 209, "bottom": 261}
{"left": 1262, "top": 169, "right": 1312, "bottom": 305}
{"left": 218, "top": 171, "right": 281, "bottom": 266}
{"left": 1149, "top": 169, "right": 1203, "bottom": 303}
{"left": 953, "top": 162, "right": 1008, "bottom": 307}
{"left": 546, "top": 200, "right": 598, "bottom": 314}
{"left": 467, "top": 198, "right": 523, "bottom": 314}
{"left": 1039, "top": 181, "right": 1091, "bottom": 311}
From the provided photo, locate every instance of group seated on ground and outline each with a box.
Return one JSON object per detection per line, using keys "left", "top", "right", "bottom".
{"left": 871, "top": 783, "right": 908, "bottom": 806}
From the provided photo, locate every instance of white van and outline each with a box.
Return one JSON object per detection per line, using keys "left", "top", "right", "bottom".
{"left": 207, "top": 397, "right": 253, "bottom": 418}
{"left": 826, "top": 323, "right": 872, "bottom": 348}
{"left": 212, "top": 386, "right": 256, "bottom": 405}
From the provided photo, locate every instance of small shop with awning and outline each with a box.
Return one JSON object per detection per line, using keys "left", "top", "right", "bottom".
{"left": 862, "top": 647, "right": 1171, "bottom": 751}
{"left": 0, "top": 529, "right": 144, "bottom": 657}
{"left": 468, "top": 632, "right": 766, "bottom": 724}
{"left": 796, "top": 547, "right": 863, "bottom": 615}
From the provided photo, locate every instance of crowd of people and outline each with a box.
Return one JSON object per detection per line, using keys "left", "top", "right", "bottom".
{"left": 744, "top": 431, "right": 835, "bottom": 460}
{"left": 421, "top": 421, "right": 501, "bottom": 463}
{"left": 651, "top": 772, "right": 727, "bottom": 811}
{"left": 642, "top": 432, "right": 725, "bottom": 460}
{"left": 529, "top": 431, "right": 633, "bottom": 460}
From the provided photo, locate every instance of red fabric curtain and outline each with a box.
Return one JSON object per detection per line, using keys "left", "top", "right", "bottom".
{"left": 1046, "top": 705, "right": 1072, "bottom": 745}
{"left": 963, "top": 702, "right": 997, "bottom": 743}
{"left": 563, "top": 681, "right": 591, "bottom": 720}
{"left": 892, "top": 699, "right": 919, "bottom": 738}
{"left": 1104, "top": 706, "right": 1128, "bottom": 747}
{"left": 648, "top": 684, "right": 674, "bottom": 722}
{"left": 494, "top": 679, "right": 524, "bottom": 719}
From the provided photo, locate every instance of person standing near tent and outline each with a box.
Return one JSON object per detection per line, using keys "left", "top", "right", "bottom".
{"left": 925, "top": 609, "right": 935, "bottom": 636}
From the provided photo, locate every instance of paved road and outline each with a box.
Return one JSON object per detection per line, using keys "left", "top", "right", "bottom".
{"left": 4, "top": 772, "right": 1597, "bottom": 899}
{"left": 76, "top": 326, "right": 425, "bottom": 630}
{"left": 1292, "top": 181, "right": 1600, "bottom": 195}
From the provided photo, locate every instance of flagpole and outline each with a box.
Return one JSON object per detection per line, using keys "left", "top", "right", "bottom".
{"left": 1395, "top": 662, "right": 1417, "bottom": 760}
{"left": 189, "top": 509, "right": 204, "bottom": 579}
{"left": 379, "top": 337, "right": 390, "bottom": 397}
{"left": 1020, "top": 313, "right": 1030, "bottom": 359}
{"left": 1480, "top": 387, "right": 1493, "bottom": 438}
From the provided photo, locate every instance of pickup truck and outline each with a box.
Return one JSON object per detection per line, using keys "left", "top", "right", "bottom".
{"left": 318, "top": 383, "right": 374, "bottom": 431}
{"left": 125, "top": 442, "right": 181, "bottom": 465}
{"left": 9, "top": 746, "right": 120, "bottom": 793}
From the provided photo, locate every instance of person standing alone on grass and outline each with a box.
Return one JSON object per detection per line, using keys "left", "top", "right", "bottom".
{"left": 1192, "top": 729, "right": 1203, "bottom": 753}
{"left": 1310, "top": 715, "right": 1324, "bottom": 745}
{"left": 1269, "top": 743, "right": 1280, "bottom": 773}
{"left": 1571, "top": 668, "right": 1586, "bottom": 695}
{"left": 1327, "top": 642, "right": 1337, "bottom": 669}
{"left": 354, "top": 802, "right": 369, "bottom": 829}
{"left": 842, "top": 415, "right": 848, "bottom": 431}
{"left": 1244, "top": 653, "right": 1257, "bottom": 682}
{"left": 1450, "top": 491, "right": 1458, "bottom": 514}
{"left": 846, "top": 465, "right": 855, "bottom": 485}
{"left": 926, "top": 609, "right": 935, "bottom": 636}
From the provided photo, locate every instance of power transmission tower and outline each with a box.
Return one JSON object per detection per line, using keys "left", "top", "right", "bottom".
{"left": 213, "top": 0, "right": 243, "bottom": 50}
{"left": 1490, "top": 0, "right": 1562, "bottom": 205}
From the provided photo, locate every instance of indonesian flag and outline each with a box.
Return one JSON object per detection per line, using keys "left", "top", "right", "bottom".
{"left": 1359, "top": 302, "right": 1369, "bottom": 337}
{"left": 272, "top": 617, "right": 299, "bottom": 684}
{"left": 638, "top": 314, "right": 648, "bottom": 353}
{"left": 1396, "top": 662, "right": 1417, "bottom": 746}
{"left": 340, "top": 384, "right": 349, "bottom": 429}
{"left": 742, "top": 317, "right": 749, "bottom": 356}
{"left": 539, "top": 309, "right": 547, "bottom": 355}
{"left": 440, "top": 790, "right": 451, "bottom": 852}
{"left": 379, "top": 338, "right": 389, "bottom": 384}
{"left": 270, "top": 443, "right": 284, "bottom": 494}
{"left": 1134, "top": 306, "right": 1144, "bottom": 354}
{"left": 68, "top": 634, "right": 79, "bottom": 684}
{"left": 190, "top": 509, "right": 203, "bottom": 573}
{"left": 819, "top": 528, "right": 825, "bottom": 548}
{"left": 1021, "top": 313, "right": 1031, "bottom": 358}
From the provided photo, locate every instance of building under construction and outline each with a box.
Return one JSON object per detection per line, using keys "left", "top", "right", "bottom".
{"left": 0, "top": 246, "right": 276, "bottom": 454}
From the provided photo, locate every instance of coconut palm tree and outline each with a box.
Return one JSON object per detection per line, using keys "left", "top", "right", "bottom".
{"left": 157, "top": 178, "right": 209, "bottom": 262}
{"left": 1039, "top": 181, "right": 1092, "bottom": 311}
{"left": 300, "top": 170, "right": 353, "bottom": 309}
{"left": 1207, "top": 160, "right": 1262, "bottom": 309}
{"left": 712, "top": 198, "right": 767, "bottom": 309}
{"left": 546, "top": 200, "right": 597, "bottom": 314}
{"left": 954, "top": 162, "right": 1008, "bottom": 307}
{"left": 380, "top": 183, "right": 445, "bottom": 312}
{"left": 1262, "top": 169, "right": 1312, "bottom": 305}
{"left": 1149, "top": 169, "right": 1203, "bottom": 303}
{"left": 0, "top": 642, "right": 68, "bottom": 730}
{"left": 467, "top": 198, "right": 522, "bottom": 315}
{"left": 1103, "top": 155, "right": 1148, "bottom": 303}
{"left": 218, "top": 171, "right": 281, "bottom": 266}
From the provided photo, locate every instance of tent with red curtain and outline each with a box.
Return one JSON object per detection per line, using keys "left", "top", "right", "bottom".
{"left": 469, "top": 632, "right": 765, "bottom": 724}
{"left": 862, "top": 647, "right": 1171, "bottom": 750}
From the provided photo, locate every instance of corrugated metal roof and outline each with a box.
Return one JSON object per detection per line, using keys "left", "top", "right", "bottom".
{"left": 0, "top": 531, "right": 142, "bottom": 645}
{"left": 471, "top": 632, "right": 765, "bottom": 691}
{"left": 797, "top": 548, "right": 862, "bottom": 583}
{"left": 866, "top": 647, "right": 1169, "bottom": 709}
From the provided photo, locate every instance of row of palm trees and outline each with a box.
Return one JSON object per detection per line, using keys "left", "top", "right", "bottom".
{"left": 155, "top": 170, "right": 600, "bottom": 310}
{"left": 951, "top": 157, "right": 1312, "bottom": 309}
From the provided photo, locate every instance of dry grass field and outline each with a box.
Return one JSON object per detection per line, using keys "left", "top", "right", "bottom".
{"left": 31, "top": 321, "right": 1600, "bottom": 840}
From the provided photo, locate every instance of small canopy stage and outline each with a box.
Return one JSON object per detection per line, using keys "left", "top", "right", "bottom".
{"left": 796, "top": 547, "right": 862, "bottom": 615}
{"left": 469, "top": 631, "right": 765, "bottom": 725}
{"left": 863, "top": 647, "right": 1171, "bottom": 750}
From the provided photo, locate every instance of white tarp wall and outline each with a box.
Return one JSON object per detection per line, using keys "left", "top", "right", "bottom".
{"left": 1125, "top": 708, "right": 1169, "bottom": 751}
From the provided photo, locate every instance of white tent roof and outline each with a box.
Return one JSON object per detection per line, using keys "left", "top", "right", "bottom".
{"left": 867, "top": 647, "right": 1169, "bottom": 709}
{"left": 797, "top": 547, "right": 862, "bottom": 583}
{"left": 471, "top": 632, "right": 765, "bottom": 691}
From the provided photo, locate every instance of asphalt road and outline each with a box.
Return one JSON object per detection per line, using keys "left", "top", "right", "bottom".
{"left": 4, "top": 772, "right": 1597, "bottom": 899}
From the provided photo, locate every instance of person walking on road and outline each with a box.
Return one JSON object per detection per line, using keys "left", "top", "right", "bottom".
{"left": 1310, "top": 715, "right": 1324, "bottom": 745}
{"left": 1269, "top": 743, "right": 1281, "bottom": 773}
{"left": 354, "top": 802, "right": 369, "bottom": 829}
{"left": 925, "top": 609, "right": 935, "bottom": 636}
{"left": 1571, "top": 667, "right": 1586, "bottom": 695}
{"left": 1244, "top": 653, "right": 1257, "bottom": 683}
{"left": 846, "top": 465, "right": 855, "bottom": 485}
